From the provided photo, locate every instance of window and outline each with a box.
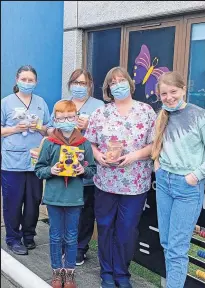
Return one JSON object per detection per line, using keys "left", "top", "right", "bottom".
{"left": 187, "top": 22, "right": 205, "bottom": 108}
{"left": 86, "top": 28, "right": 121, "bottom": 101}
{"left": 84, "top": 14, "right": 205, "bottom": 110}
{"left": 125, "top": 23, "right": 177, "bottom": 111}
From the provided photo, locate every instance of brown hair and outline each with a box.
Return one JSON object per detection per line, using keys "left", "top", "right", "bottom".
{"left": 103, "top": 67, "right": 135, "bottom": 102}
{"left": 67, "top": 69, "right": 93, "bottom": 96}
{"left": 152, "top": 71, "right": 186, "bottom": 160}
{"left": 54, "top": 100, "right": 77, "bottom": 116}
{"left": 13, "top": 65, "right": 37, "bottom": 93}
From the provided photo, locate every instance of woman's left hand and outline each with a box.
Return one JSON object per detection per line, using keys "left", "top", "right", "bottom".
{"left": 185, "top": 173, "right": 198, "bottom": 186}
{"left": 77, "top": 118, "right": 89, "bottom": 130}
{"left": 75, "top": 163, "right": 85, "bottom": 175}
{"left": 117, "top": 152, "right": 138, "bottom": 167}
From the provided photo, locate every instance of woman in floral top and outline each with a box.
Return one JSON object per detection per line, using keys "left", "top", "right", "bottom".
{"left": 85, "top": 67, "right": 156, "bottom": 288}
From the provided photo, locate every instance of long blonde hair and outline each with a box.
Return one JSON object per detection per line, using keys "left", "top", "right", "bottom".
{"left": 151, "top": 71, "right": 186, "bottom": 160}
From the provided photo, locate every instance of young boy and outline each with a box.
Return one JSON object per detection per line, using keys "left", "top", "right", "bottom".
{"left": 35, "top": 100, "right": 96, "bottom": 288}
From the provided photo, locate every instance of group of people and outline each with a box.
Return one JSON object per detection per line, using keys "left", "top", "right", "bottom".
{"left": 1, "top": 65, "right": 205, "bottom": 288}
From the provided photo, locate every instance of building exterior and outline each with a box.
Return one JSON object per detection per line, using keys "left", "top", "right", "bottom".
{"left": 62, "top": 1, "right": 205, "bottom": 112}
{"left": 1, "top": 2, "right": 205, "bottom": 286}
{"left": 63, "top": 3, "right": 205, "bottom": 287}
{"left": 1, "top": 1, "right": 64, "bottom": 112}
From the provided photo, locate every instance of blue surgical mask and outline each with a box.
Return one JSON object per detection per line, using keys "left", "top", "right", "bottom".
{"left": 54, "top": 121, "right": 76, "bottom": 133}
{"left": 110, "top": 81, "right": 130, "bottom": 100}
{"left": 17, "top": 81, "right": 36, "bottom": 94}
{"left": 70, "top": 85, "right": 88, "bottom": 99}
{"left": 162, "top": 99, "right": 184, "bottom": 112}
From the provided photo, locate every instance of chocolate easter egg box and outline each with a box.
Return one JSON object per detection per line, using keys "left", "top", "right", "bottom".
{"left": 105, "top": 140, "right": 123, "bottom": 166}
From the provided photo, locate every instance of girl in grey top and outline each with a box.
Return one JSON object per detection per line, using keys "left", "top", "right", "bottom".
{"left": 152, "top": 71, "right": 205, "bottom": 288}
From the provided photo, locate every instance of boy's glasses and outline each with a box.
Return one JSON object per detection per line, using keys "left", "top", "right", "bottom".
{"left": 54, "top": 116, "right": 76, "bottom": 123}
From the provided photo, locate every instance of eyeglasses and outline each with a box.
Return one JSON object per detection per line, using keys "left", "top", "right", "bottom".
{"left": 54, "top": 116, "right": 76, "bottom": 123}
{"left": 110, "top": 79, "right": 127, "bottom": 87}
{"left": 71, "top": 81, "right": 87, "bottom": 87}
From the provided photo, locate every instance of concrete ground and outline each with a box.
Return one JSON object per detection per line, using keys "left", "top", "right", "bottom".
{"left": 1, "top": 273, "right": 21, "bottom": 288}
{"left": 1, "top": 205, "right": 156, "bottom": 288}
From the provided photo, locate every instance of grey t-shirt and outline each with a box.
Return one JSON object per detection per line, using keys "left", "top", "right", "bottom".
{"left": 159, "top": 103, "right": 205, "bottom": 181}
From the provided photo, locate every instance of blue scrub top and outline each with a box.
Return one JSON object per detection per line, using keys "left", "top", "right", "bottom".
{"left": 1, "top": 93, "right": 50, "bottom": 171}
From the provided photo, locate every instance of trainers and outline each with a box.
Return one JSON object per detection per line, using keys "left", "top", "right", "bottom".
{"left": 119, "top": 284, "right": 132, "bottom": 288}
{"left": 7, "top": 242, "right": 28, "bottom": 255}
{"left": 76, "top": 252, "right": 86, "bottom": 266}
{"left": 64, "top": 269, "right": 77, "bottom": 288}
{"left": 100, "top": 279, "right": 115, "bottom": 288}
{"left": 24, "top": 239, "right": 36, "bottom": 250}
{"left": 116, "top": 281, "right": 133, "bottom": 288}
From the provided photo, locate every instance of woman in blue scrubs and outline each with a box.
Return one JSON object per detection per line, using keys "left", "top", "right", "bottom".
{"left": 1, "top": 65, "right": 50, "bottom": 255}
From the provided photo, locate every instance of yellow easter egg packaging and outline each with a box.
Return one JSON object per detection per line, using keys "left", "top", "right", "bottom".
{"left": 30, "top": 148, "right": 40, "bottom": 167}
{"left": 58, "top": 145, "right": 85, "bottom": 177}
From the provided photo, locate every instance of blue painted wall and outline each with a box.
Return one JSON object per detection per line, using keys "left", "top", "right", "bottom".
{"left": 1, "top": 1, "right": 64, "bottom": 112}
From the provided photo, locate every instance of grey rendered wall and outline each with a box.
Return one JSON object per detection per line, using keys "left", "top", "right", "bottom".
{"left": 62, "top": 1, "right": 205, "bottom": 95}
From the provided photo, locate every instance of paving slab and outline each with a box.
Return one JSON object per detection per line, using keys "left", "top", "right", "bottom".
{"left": 1, "top": 273, "right": 21, "bottom": 288}
{"left": 1, "top": 221, "right": 156, "bottom": 288}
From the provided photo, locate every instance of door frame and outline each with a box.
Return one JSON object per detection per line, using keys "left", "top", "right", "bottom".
{"left": 182, "top": 14, "right": 205, "bottom": 90}
{"left": 122, "top": 18, "right": 184, "bottom": 75}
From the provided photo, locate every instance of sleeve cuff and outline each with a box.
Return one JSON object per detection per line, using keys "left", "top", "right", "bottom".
{"left": 192, "top": 169, "right": 204, "bottom": 182}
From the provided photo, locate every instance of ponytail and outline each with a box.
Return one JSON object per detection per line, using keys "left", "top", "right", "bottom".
{"left": 151, "top": 109, "right": 169, "bottom": 160}
{"left": 13, "top": 84, "right": 19, "bottom": 93}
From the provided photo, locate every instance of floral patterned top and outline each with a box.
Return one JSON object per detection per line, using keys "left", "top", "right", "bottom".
{"left": 85, "top": 101, "right": 156, "bottom": 195}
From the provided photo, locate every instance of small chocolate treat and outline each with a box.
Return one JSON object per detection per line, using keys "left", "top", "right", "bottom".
{"left": 106, "top": 140, "right": 123, "bottom": 166}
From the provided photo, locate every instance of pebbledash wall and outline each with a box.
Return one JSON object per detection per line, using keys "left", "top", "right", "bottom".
{"left": 62, "top": 1, "right": 205, "bottom": 97}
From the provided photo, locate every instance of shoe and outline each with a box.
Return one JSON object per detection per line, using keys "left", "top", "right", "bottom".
{"left": 100, "top": 279, "right": 115, "bottom": 288}
{"left": 76, "top": 251, "right": 86, "bottom": 266}
{"left": 64, "top": 269, "right": 77, "bottom": 288}
{"left": 24, "top": 239, "right": 36, "bottom": 250}
{"left": 51, "top": 268, "right": 63, "bottom": 288}
{"left": 116, "top": 282, "right": 133, "bottom": 288}
{"left": 7, "top": 242, "right": 28, "bottom": 255}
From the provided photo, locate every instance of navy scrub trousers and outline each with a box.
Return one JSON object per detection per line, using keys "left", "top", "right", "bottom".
{"left": 95, "top": 187, "right": 147, "bottom": 285}
{"left": 78, "top": 185, "right": 95, "bottom": 254}
{"left": 1, "top": 170, "right": 43, "bottom": 245}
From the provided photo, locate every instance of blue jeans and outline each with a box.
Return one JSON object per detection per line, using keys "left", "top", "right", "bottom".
{"left": 95, "top": 187, "right": 147, "bottom": 285}
{"left": 156, "top": 168, "right": 204, "bottom": 288}
{"left": 47, "top": 205, "right": 82, "bottom": 269}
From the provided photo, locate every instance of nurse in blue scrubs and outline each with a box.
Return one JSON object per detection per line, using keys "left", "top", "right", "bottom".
{"left": 1, "top": 65, "right": 50, "bottom": 255}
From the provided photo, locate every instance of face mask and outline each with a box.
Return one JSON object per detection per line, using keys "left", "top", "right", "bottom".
{"left": 110, "top": 81, "right": 130, "bottom": 100}
{"left": 162, "top": 99, "right": 184, "bottom": 112}
{"left": 54, "top": 121, "right": 76, "bottom": 133}
{"left": 17, "top": 81, "right": 36, "bottom": 94}
{"left": 70, "top": 85, "right": 88, "bottom": 99}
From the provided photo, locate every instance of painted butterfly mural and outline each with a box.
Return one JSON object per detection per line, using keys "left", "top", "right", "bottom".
{"left": 133, "top": 44, "right": 169, "bottom": 103}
